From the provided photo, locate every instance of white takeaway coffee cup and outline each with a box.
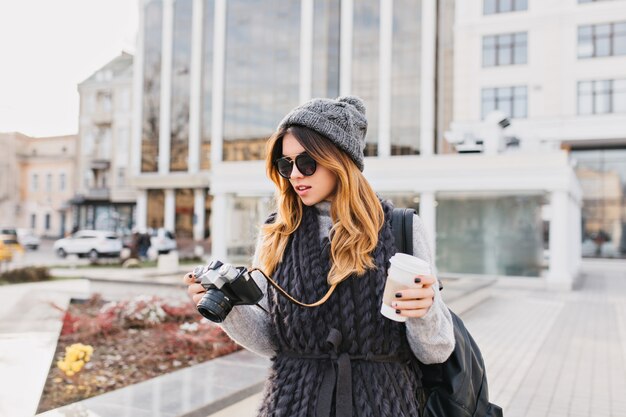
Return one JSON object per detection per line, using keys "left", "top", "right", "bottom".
{"left": 380, "top": 253, "right": 431, "bottom": 322}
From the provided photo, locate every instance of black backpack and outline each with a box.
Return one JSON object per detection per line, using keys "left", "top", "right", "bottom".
{"left": 392, "top": 208, "right": 504, "bottom": 417}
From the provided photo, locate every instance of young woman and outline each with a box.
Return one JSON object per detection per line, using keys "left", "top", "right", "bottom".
{"left": 184, "top": 96, "right": 454, "bottom": 417}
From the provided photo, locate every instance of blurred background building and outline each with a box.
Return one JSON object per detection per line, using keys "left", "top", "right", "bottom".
{"left": 0, "top": 132, "right": 77, "bottom": 238}
{"left": 449, "top": 0, "right": 626, "bottom": 274}
{"left": 4, "top": 0, "right": 622, "bottom": 288}
{"left": 71, "top": 52, "right": 136, "bottom": 234}
{"left": 122, "top": 0, "right": 626, "bottom": 289}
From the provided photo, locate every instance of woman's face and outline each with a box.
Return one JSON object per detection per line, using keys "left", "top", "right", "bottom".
{"left": 281, "top": 133, "right": 338, "bottom": 206}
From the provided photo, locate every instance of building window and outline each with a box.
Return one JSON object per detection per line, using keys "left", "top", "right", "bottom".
{"left": 200, "top": 0, "right": 215, "bottom": 171}
{"left": 437, "top": 194, "right": 545, "bottom": 277}
{"left": 170, "top": 0, "right": 193, "bottom": 172}
{"left": 46, "top": 173, "right": 52, "bottom": 193}
{"left": 31, "top": 174, "right": 38, "bottom": 192}
{"left": 352, "top": 0, "right": 380, "bottom": 156}
{"left": 579, "top": 0, "right": 613, "bottom": 3}
{"left": 59, "top": 173, "right": 66, "bottom": 192}
{"left": 483, "top": 0, "right": 528, "bottom": 15}
{"left": 483, "top": 32, "right": 527, "bottom": 66}
{"left": 481, "top": 86, "right": 528, "bottom": 119}
{"left": 31, "top": 214, "right": 36, "bottom": 229}
{"left": 571, "top": 148, "right": 626, "bottom": 259}
{"left": 45, "top": 214, "right": 51, "bottom": 230}
{"left": 312, "top": 0, "right": 341, "bottom": 99}
{"left": 223, "top": 0, "right": 301, "bottom": 161}
{"left": 578, "top": 79, "right": 626, "bottom": 115}
{"left": 391, "top": 0, "right": 422, "bottom": 155}
{"left": 141, "top": 0, "right": 163, "bottom": 173}
{"left": 578, "top": 22, "right": 626, "bottom": 58}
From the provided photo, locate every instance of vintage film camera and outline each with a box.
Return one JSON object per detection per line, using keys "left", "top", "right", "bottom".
{"left": 193, "top": 260, "right": 264, "bottom": 323}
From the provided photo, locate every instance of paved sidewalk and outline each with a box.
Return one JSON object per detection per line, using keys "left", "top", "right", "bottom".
{"left": 4, "top": 260, "right": 625, "bottom": 417}
{"left": 0, "top": 280, "right": 90, "bottom": 417}
{"left": 204, "top": 261, "right": 626, "bottom": 417}
{"left": 464, "top": 261, "right": 626, "bottom": 417}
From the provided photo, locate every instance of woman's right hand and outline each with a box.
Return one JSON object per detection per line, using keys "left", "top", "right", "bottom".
{"left": 183, "top": 272, "right": 206, "bottom": 305}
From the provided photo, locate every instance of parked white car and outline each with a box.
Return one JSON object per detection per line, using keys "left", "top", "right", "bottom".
{"left": 17, "top": 228, "right": 40, "bottom": 250}
{"left": 150, "top": 228, "right": 177, "bottom": 254}
{"left": 54, "top": 230, "right": 122, "bottom": 260}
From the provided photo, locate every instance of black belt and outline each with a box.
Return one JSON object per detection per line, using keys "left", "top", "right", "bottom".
{"left": 280, "top": 328, "right": 409, "bottom": 417}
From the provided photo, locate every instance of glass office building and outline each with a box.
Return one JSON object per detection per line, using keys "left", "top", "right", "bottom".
{"left": 133, "top": 0, "right": 437, "bottom": 256}
{"left": 132, "top": 0, "right": 581, "bottom": 287}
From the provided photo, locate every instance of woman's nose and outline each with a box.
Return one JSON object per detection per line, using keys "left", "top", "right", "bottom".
{"left": 290, "top": 163, "right": 304, "bottom": 179}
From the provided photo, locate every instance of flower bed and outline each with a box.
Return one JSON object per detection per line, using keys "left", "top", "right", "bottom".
{"left": 37, "top": 294, "right": 240, "bottom": 413}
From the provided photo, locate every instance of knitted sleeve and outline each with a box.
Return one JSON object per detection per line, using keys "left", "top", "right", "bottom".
{"left": 218, "top": 230, "right": 279, "bottom": 358}
{"left": 404, "top": 213, "right": 455, "bottom": 364}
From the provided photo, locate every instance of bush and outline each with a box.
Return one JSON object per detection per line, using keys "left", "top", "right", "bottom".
{"left": 37, "top": 293, "right": 239, "bottom": 413}
{"left": 0, "top": 266, "right": 51, "bottom": 284}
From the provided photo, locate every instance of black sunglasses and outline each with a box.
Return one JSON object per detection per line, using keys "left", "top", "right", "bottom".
{"left": 274, "top": 153, "right": 317, "bottom": 179}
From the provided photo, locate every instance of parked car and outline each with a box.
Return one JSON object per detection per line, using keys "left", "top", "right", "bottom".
{"left": 53, "top": 230, "right": 122, "bottom": 260}
{"left": 16, "top": 228, "right": 40, "bottom": 250}
{"left": 150, "top": 228, "right": 177, "bottom": 254}
{"left": 0, "top": 227, "right": 24, "bottom": 255}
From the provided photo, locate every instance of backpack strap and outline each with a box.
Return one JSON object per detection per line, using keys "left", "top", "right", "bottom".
{"left": 392, "top": 207, "right": 443, "bottom": 291}
{"left": 392, "top": 207, "right": 416, "bottom": 256}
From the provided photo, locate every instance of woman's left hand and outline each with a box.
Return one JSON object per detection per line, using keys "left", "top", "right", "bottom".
{"left": 392, "top": 275, "right": 437, "bottom": 318}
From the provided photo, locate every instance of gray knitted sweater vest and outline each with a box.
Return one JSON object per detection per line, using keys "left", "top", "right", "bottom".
{"left": 257, "top": 200, "right": 422, "bottom": 417}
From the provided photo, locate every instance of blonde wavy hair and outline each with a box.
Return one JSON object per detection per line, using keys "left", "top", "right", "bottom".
{"left": 259, "top": 125, "right": 385, "bottom": 286}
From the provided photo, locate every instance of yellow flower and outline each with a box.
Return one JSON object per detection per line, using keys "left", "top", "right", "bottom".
{"left": 70, "top": 360, "right": 85, "bottom": 373}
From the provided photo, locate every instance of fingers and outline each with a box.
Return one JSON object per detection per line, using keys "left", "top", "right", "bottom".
{"left": 192, "top": 292, "right": 205, "bottom": 305}
{"left": 182, "top": 272, "right": 196, "bottom": 285}
{"left": 396, "top": 308, "right": 431, "bottom": 319}
{"left": 393, "top": 286, "right": 434, "bottom": 301}
{"left": 392, "top": 298, "right": 433, "bottom": 311}
{"left": 392, "top": 283, "right": 435, "bottom": 319}
{"left": 414, "top": 274, "right": 437, "bottom": 288}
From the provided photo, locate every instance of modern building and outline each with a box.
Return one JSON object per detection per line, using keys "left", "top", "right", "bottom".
{"left": 72, "top": 52, "right": 136, "bottom": 234}
{"left": 0, "top": 132, "right": 77, "bottom": 238}
{"left": 132, "top": 0, "right": 589, "bottom": 289}
{"left": 450, "top": 0, "right": 626, "bottom": 264}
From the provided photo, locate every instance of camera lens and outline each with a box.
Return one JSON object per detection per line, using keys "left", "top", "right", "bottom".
{"left": 196, "top": 290, "right": 233, "bottom": 323}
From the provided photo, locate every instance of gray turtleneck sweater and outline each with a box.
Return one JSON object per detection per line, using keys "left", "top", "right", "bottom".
{"left": 219, "top": 201, "right": 455, "bottom": 364}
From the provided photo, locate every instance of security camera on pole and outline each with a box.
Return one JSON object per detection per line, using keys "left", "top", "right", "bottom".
{"left": 481, "top": 110, "right": 510, "bottom": 156}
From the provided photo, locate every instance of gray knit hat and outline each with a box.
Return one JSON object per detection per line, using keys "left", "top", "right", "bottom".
{"left": 277, "top": 96, "right": 368, "bottom": 171}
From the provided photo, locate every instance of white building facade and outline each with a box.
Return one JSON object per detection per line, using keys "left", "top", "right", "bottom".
{"left": 73, "top": 52, "right": 136, "bottom": 233}
{"left": 132, "top": 0, "right": 587, "bottom": 289}
{"left": 451, "top": 0, "right": 626, "bottom": 271}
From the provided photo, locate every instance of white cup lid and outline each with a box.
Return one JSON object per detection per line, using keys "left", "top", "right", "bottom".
{"left": 389, "top": 253, "right": 430, "bottom": 275}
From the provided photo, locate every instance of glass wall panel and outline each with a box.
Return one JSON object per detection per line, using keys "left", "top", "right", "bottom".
{"left": 142, "top": 0, "right": 163, "bottom": 173}
{"left": 571, "top": 149, "right": 626, "bottom": 258}
{"left": 175, "top": 188, "right": 194, "bottom": 238}
{"left": 352, "top": 0, "right": 380, "bottom": 156}
{"left": 437, "top": 195, "right": 545, "bottom": 277}
{"left": 228, "top": 196, "right": 274, "bottom": 263}
{"left": 312, "top": 0, "right": 341, "bottom": 99}
{"left": 223, "top": 0, "right": 300, "bottom": 161}
{"left": 147, "top": 189, "right": 165, "bottom": 230}
{"left": 170, "top": 0, "right": 193, "bottom": 172}
{"left": 391, "top": 0, "right": 421, "bottom": 155}
{"left": 200, "top": 0, "right": 214, "bottom": 170}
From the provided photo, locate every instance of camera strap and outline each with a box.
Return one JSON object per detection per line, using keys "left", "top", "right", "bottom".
{"left": 249, "top": 268, "right": 337, "bottom": 308}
